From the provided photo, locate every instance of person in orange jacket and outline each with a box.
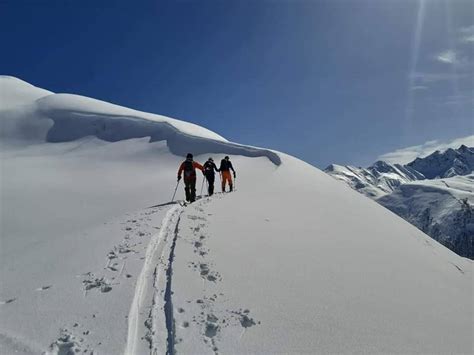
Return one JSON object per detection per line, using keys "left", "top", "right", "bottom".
{"left": 177, "top": 153, "right": 204, "bottom": 202}
{"left": 219, "top": 156, "right": 236, "bottom": 192}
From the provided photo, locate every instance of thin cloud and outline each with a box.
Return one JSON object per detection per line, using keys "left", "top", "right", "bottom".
{"left": 435, "top": 49, "right": 457, "bottom": 64}
{"left": 411, "top": 85, "right": 428, "bottom": 90}
{"left": 377, "top": 135, "right": 474, "bottom": 164}
{"left": 411, "top": 71, "right": 468, "bottom": 83}
{"left": 443, "top": 93, "right": 474, "bottom": 106}
{"left": 459, "top": 25, "right": 474, "bottom": 43}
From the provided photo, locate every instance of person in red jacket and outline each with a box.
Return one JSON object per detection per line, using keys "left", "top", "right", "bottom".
{"left": 177, "top": 153, "right": 204, "bottom": 202}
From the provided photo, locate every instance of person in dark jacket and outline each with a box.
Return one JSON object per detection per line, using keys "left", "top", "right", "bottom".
{"left": 219, "top": 156, "right": 236, "bottom": 192}
{"left": 177, "top": 153, "right": 204, "bottom": 202}
{"left": 203, "top": 157, "right": 219, "bottom": 196}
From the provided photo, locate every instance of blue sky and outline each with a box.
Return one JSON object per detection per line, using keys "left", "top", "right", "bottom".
{"left": 1, "top": 0, "right": 472, "bottom": 167}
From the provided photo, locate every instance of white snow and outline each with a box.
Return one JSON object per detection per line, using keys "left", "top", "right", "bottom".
{"left": 325, "top": 162, "right": 423, "bottom": 198}
{"left": 170, "top": 154, "right": 472, "bottom": 354}
{"left": 378, "top": 174, "right": 474, "bottom": 258}
{"left": 0, "top": 76, "right": 53, "bottom": 110}
{"left": 36, "top": 93, "right": 227, "bottom": 142}
{"left": 325, "top": 148, "right": 473, "bottom": 259}
{"left": 0, "top": 76, "right": 280, "bottom": 164}
{"left": 1, "top": 77, "right": 472, "bottom": 354}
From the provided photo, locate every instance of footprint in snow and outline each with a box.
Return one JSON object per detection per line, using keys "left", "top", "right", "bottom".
{"left": 198, "top": 264, "right": 221, "bottom": 282}
{"left": 205, "top": 322, "right": 219, "bottom": 338}
{"left": 240, "top": 314, "right": 257, "bottom": 328}
{"left": 46, "top": 329, "right": 92, "bottom": 355}
{"left": 82, "top": 275, "right": 113, "bottom": 293}
{"left": 35, "top": 285, "right": 53, "bottom": 291}
{"left": 0, "top": 298, "right": 16, "bottom": 305}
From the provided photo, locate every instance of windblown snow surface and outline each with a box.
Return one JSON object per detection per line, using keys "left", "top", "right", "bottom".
{"left": 0, "top": 77, "right": 472, "bottom": 354}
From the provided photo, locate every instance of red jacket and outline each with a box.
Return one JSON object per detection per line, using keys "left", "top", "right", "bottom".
{"left": 178, "top": 160, "right": 204, "bottom": 181}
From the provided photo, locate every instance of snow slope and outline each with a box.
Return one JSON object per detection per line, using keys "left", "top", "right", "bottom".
{"left": 1, "top": 77, "right": 472, "bottom": 354}
{"left": 325, "top": 147, "right": 474, "bottom": 259}
{"left": 378, "top": 174, "right": 474, "bottom": 259}
{"left": 325, "top": 161, "right": 424, "bottom": 198}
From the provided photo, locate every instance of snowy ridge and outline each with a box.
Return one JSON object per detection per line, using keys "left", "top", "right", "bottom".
{"left": 325, "top": 145, "right": 474, "bottom": 198}
{"left": 378, "top": 174, "right": 474, "bottom": 258}
{"left": 0, "top": 76, "right": 53, "bottom": 110}
{"left": 0, "top": 76, "right": 281, "bottom": 165}
{"left": 325, "top": 161, "right": 424, "bottom": 198}
{"left": 326, "top": 146, "right": 474, "bottom": 258}
{"left": 407, "top": 144, "right": 474, "bottom": 178}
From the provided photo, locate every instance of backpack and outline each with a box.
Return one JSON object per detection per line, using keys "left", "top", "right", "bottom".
{"left": 204, "top": 162, "right": 212, "bottom": 171}
{"left": 183, "top": 160, "right": 195, "bottom": 179}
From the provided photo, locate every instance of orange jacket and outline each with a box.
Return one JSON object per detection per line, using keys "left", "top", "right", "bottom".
{"left": 178, "top": 160, "right": 204, "bottom": 180}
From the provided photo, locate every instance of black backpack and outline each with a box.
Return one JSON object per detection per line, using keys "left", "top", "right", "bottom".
{"left": 204, "top": 162, "right": 213, "bottom": 172}
{"left": 183, "top": 160, "right": 195, "bottom": 178}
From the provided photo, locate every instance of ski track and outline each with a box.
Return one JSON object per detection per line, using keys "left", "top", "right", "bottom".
{"left": 163, "top": 217, "right": 181, "bottom": 355}
{"left": 124, "top": 204, "right": 184, "bottom": 355}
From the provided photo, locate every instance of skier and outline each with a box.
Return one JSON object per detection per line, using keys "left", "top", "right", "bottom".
{"left": 177, "top": 153, "right": 204, "bottom": 203}
{"left": 203, "top": 157, "right": 219, "bottom": 196}
{"left": 219, "top": 156, "right": 236, "bottom": 192}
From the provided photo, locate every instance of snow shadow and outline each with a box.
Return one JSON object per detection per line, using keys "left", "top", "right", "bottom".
{"left": 42, "top": 109, "right": 281, "bottom": 166}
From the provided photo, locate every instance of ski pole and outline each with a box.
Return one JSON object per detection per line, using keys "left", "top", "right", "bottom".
{"left": 171, "top": 180, "right": 180, "bottom": 202}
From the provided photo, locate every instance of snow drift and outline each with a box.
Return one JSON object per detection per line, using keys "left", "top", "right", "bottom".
{"left": 0, "top": 76, "right": 281, "bottom": 165}
{"left": 1, "top": 76, "right": 472, "bottom": 354}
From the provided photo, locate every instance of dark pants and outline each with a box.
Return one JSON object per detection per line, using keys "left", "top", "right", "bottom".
{"left": 205, "top": 173, "right": 215, "bottom": 196}
{"left": 184, "top": 178, "right": 197, "bottom": 202}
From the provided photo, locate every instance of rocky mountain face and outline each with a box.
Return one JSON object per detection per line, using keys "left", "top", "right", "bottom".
{"left": 325, "top": 146, "right": 474, "bottom": 259}
{"left": 325, "top": 161, "right": 424, "bottom": 198}
{"left": 407, "top": 145, "right": 474, "bottom": 179}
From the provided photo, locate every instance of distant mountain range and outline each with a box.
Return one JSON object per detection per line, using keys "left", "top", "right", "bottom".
{"left": 325, "top": 145, "right": 474, "bottom": 258}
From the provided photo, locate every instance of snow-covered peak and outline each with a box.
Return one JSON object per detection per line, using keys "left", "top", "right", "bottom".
{"left": 325, "top": 145, "right": 474, "bottom": 259}
{"left": 324, "top": 160, "right": 424, "bottom": 198}
{"left": 378, "top": 173, "right": 474, "bottom": 258}
{"left": 0, "top": 76, "right": 53, "bottom": 110}
{"left": 326, "top": 145, "right": 473, "bottom": 198}
{"left": 407, "top": 145, "right": 474, "bottom": 179}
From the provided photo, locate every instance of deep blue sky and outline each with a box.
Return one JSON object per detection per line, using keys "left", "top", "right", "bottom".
{"left": 1, "top": 0, "right": 472, "bottom": 167}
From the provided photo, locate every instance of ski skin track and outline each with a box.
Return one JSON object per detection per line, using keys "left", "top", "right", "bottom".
{"left": 124, "top": 204, "right": 184, "bottom": 355}
{"left": 163, "top": 217, "right": 181, "bottom": 355}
